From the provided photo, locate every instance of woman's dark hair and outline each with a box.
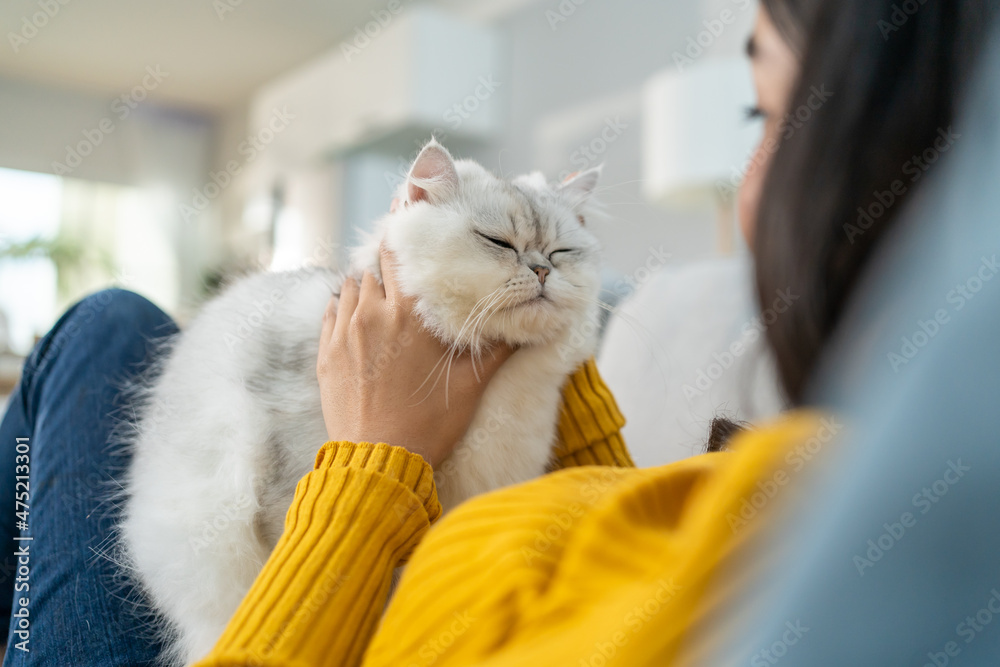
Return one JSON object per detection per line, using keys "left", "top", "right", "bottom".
{"left": 754, "top": 0, "right": 999, "bottom": 404}
{"left": 706, "top": 417, "right": 749, "bottom": 453}
{"left": 706, "top": 0, "right": 997, "bottom": 450}
{"left": 705, "top": 0, "right": 824, "bottom": 453}
{"left": 760, "top": 0, "right": 823, "bottom": 55}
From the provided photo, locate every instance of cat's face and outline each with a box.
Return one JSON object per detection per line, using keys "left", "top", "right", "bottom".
{"left": 377, "top": 141, "right": 602, "bottom": 349}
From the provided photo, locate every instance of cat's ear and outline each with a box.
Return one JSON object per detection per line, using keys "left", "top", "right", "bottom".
{"left": 558, "top": 166, "right": 602, "bottom": 207}
{"left": 557, "top": 166, "right": 602, "bottom": 225}
{"left": 407, "top": 140, "right": 459, "bottom": 206}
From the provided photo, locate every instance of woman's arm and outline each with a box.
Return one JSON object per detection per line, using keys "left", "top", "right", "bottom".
{"left": 193, "top": 365, "right": 626, "bottom": 667}
{"left": 195, "top": 442, "right": 439, "bottom": 667}
{"left": 196, "top": 248, "right": 512, "bottom": 666}
{"left": 550, "top": 358, "right": 635, "bottom": 470}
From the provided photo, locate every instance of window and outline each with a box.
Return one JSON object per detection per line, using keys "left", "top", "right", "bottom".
{"left": 0, "top": 167, "right": 178, "bottom": 356}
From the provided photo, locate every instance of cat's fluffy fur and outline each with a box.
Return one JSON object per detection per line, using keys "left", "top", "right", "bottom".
{"left": 120, "top": 140, "right": 603, "bottom": 665}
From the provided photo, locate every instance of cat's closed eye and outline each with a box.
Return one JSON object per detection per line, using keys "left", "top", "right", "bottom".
{"left": 476, "top": 231, "right": 517, "bottom": 252}
{"left": 548, "top": 249, "right": 575, "bottom": 261}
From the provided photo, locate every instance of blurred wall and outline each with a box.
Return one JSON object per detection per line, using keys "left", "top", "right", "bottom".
{"left": 468, "top": 0, "right": 756, "bottom": 275}
{"left": 0, "top": 74, "right": 220, "bottom": 313}
{"left": 204, "top": 0, "right": 757, "bottom": 284}
{"left": 1, "top": 0, "right": 757, "bottom": 312}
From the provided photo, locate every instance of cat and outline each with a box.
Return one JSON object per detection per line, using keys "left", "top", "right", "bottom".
{"left": 119, "top": 139, "right": 604, "bottom": 665}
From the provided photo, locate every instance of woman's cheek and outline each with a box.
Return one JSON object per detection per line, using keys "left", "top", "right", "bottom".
{"left": 738, "top": 137, "right": 777, "bottom": 247}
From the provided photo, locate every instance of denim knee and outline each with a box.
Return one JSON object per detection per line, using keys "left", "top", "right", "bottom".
{"left": 71, "top": 288, "right": 173, "bottom": 334}
{"left": 26, "top": 289, "right": 177, "bottom": 378}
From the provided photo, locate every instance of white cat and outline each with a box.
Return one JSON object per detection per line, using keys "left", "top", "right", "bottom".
{"left": 120, "top": 140, "right": 604, "bottom": 665}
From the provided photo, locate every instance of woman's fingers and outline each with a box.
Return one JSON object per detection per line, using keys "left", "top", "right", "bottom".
{"left": 472, "top": 344, "right": 516, "bottom": 386}
{"left": 361, "top": 269, "right": 385, "bottom": 301}
{"left": 379, "top": 243, "right": 412, "bottom": 308}
{"left": 451, "top": 343, "right": 516, "bottom": 393}
{"left": 481, "top": 343, "right": 517, "bottom": 378}
{"left": 317, "top": 264, "right": 518, "bottom": 466}
{"left": 321, "top": 294, "right": 338, "bottom": 343}
{"left": 334, "top": 277, "right": 360, "bottom": 339}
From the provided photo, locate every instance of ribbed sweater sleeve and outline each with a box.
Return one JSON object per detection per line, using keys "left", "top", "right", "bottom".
{"left": 551, "top": 358, "right": 635, "bottom": 469}
{"left": 193, "top": 442, "right": 441, "bottom": 667}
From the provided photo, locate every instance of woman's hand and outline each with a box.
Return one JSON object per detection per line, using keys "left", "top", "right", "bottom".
{"left": 317, "top": 245, "right": 514, "bottom": 468}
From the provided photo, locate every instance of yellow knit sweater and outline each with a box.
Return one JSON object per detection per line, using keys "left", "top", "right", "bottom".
{"left": 195, "top": 359, "right": 822, "bottom": 666}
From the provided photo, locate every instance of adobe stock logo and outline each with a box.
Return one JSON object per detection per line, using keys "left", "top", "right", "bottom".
{"left": 682, "top": 288, "right": 799, "bottom": 401}
{"left": 559, "top": 116, "right": 628, "bottom": 182}
{"left": 750, "top": 620, "right": 810, "bottom": 667}
{"left": 179, "top": 107, "right": 295, "bottom": 223}
{"left": 888, "top": 254, "right": 998, "bottom": 373}
{"left": 442, "top": 76, "right": 502, "bottom": 130}
{"left": 340, "top": 0, "right": 411, "bottom": 62}
{"left": 843, "top": 127, "right": 960, "bottom": 245}
{"left": 853, "top": 459, "right": 970, "bottom": 577}
{"left": 51, "top": 66, "right": 170, "bottom": 176}
{"left": 726, "top": 417, "right": 843, "bottom": 534}
{"left": 716, "top": 85, "right": 834, "bottom": 203}
{"left": 878, "top": 0, "right": 928, "bottom": 41}
{"left": 545, "top": 0, "right": 588, "bottom": 31}
{"left": 923, "top": 587, "right": 1000, "bottom": 667}
{"left": 7, "top": 0, "right": 73, "bottom": 54}
{"left": 672, "top": 0, "right": 754, "bottom": 72}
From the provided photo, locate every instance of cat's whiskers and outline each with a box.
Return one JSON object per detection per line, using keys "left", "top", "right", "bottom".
{"left": 450, "top": 286, "right": 506, "bottom": 351}
{"left": 461, "top": 287, "right": 512, "bottom": 383}
{"left": 498, "top": 292, "right": 516, "bottom": 343}
{"left": 464, "top": 291, "right": 513, "bottom": 384}
{"left": 409, "top": 285, "right": 506, "bottom": 407}
{"left": 452, "top": 286, "right": 508, "bottom": 364}
{"left": 439, "top": 286, "right": 510, "bottom": 402}
{"left": 469, "top": 284, "right": 522, "bottom": 376}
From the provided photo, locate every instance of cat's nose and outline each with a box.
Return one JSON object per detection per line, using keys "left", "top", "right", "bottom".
{"left": 530, "top": 265, "right": 550, "bottom": 285}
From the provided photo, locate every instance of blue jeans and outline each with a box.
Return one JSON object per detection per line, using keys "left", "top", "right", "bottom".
{"left": 0, "top": 289, "right": 177, "bottom": 665}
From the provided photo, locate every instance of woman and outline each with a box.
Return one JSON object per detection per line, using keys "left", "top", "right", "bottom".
{"left": 1, "top": 1, "right": 995, "bottom": 665}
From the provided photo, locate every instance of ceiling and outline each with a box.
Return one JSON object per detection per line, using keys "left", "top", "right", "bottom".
{"left": 0, "top": 0, "right": 534, "bottom": 113}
